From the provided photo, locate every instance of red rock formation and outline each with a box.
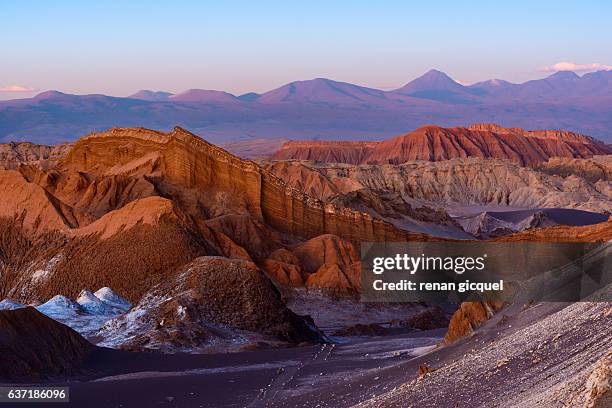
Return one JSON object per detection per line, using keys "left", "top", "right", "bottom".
{"left": 0, "top": 141, "right": 71, "bottom": 170}
{"left": 271, "top": 140, "right": 378, "bottom": 165}
{"left": 262, "top": 249, "right": 305, "bottom": 286}
{"left": 1, "top": 126, "right": 439, "bottom": 305}
{"left": 75, "top": 196, "right": 176, "bottom": 239}
{"left": 264, "top": 161, "right": 340, "bottom": 200}
{"left": 58, "top": 127, "right": 420, "bottom": 244}
{"left": 443, "top": 300, "right": 504, "bottom": 344}
{"left": 292, "top": 234, "right": 361, "bottom": 291}
{"left": 0, "top": 170, "right": 74, "bottom": 233}
{"left": 498, "top": 219, "right": 612, "bottom": 242}
{"left": 270, "top": 124, "right": 612, "bottom": 166}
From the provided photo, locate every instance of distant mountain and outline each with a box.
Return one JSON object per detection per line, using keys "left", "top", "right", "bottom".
{"left": 392, "top": 69, "right": 479, "bottom": 103}
{"left": 395, "top": 69, "right": 463, "bottom": 93}
{"left": 237, "top": 92, "right": 260, "bottom": 101}
{"left": 468, "top": 78, "right": 516, "bottom": 94}
{"left": 473, "top": 70, "right": 612, "bottom": 101}
{"left": 1, "top": 69, "right": 611, "bottom": 144}
{"left": 169, "top": 89, "right": 239, "bottom": 103}
{"left": 257, "top": 78, "right": 390, "bottom": 106}
{"left": 129, "top": 90, "right": 173, "bottom": 101}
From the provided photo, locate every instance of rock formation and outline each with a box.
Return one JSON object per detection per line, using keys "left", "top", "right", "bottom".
{"left": 54, "top": 126, "right": 421, "bottom": 244}
{"left": 263, "top": 158, "right": 612, "bottom": 238}
{"left": 0, "top": 126, "right": 437, "bottom": 350}
{"left": 581, "top": 350, "right": 612, "bottom": 408}
{"left": 0, "top": 141, "right": 71, "bottom": 170}
{"left": 292, "top": 234, "right": 361, "bottom": 291}
{"left": 498, "top": 218, "right": 612, "bottom": 242}
{"left": 96, "top": 257, "right": 323, "bottom": 352}
{"left": 538, "top": 155, "right": 612, "bottom": 182}
{"left": 443, "top": 300, "right": 505, "bottom": 344}
{"left": 270, "top": 124, "right": 612, "bottom": 166}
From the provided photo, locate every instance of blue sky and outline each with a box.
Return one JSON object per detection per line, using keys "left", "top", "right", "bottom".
{"left": 1, "top": 0, "right": 611, "bottom": 99}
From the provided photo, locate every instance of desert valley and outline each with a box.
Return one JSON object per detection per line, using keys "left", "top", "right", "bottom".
{"left": 3, "top": 2, "right": 612, "bottom": 406}
{"left": 0, "top": 121, "right": 610, "bottom": 407}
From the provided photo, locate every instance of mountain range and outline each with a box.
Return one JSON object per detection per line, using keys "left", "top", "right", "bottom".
{"left": 1, "top": 69, "right": 611, "bottom": 144}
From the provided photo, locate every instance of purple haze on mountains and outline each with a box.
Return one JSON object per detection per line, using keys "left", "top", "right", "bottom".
{"left": 1, "top": 70, "right": 611, "bottom": 144}
{"left": 129, "top": 90, "right": 173, "bottom": 101}
{"left": 169, "top": 89, "right": 239, "bottom": 103}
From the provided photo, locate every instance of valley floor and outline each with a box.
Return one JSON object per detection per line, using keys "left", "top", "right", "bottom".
{"left": 6, "top": 330, "right": 444, "bottom": 408}
{"left": 5, "top": 299, "right": 610, "bottom": 407}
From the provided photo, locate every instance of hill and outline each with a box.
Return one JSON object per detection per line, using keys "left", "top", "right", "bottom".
{"left": 271, "top": 124, "right": 612, "bottom": 166}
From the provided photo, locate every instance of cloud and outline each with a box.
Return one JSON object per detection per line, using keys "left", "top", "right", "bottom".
{"left": 455, "top": 79, "right": 472, "bottom": 86}
{"left": 0, "top": 85, "right": 39, "bottom": 93}
{"left": 539, "top": 62, "right": 612, "bottom": 73}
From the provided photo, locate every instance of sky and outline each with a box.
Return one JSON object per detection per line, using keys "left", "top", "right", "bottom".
{"left": 1, "top": 0, "right": 611, "bottom": 100}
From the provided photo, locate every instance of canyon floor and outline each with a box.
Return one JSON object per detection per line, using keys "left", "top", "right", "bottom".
{"left": 5, "top": 329, "right": 442, "bottom": 408}
{"left": 5, "top": 297, "right": 610, "bottom": 408}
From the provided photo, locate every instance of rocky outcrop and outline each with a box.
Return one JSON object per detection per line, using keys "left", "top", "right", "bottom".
{"left": 271, "top": 140, "right": 378, "bottom": 165}
{"left": 1, "top": 126, "right": 430, "bottom": 302}
{"left": 443, "top": 300, "right": 504, "bottom": 344}
{"left": 97, "top": 257, "right": 323, "bottom": 352}
{"left": 75, "top": 196, "right": 176, "bottom": 239}
{"left": 262, "top": 249, "right": 305, "bottom": 286}
{"left": 260, "top": 234, "right": 362, "bottom": 291}
{"left": 498, "top": 218, "right": 612, "bottom": 242}
{"left": 57, "top": 126, "right": 421, "bottom": 244}
{"left": 401, "top": 306, "right": 450, "bottom": 331}
{"left": 270, "top": 124, "right": 612, "bottom": 166}
{"left": 0, "top": 170, "right": 74, "bottom": 233}
{"left": 292, "top": 234, "right": 361, "bottom": 291}
{"left": 0, "top": 214, "right": 215, "bottom": 304}
{"left": 264, "top": 158, "right": 612, "bottom": 219}
{"left": 581, "top": 351, "right": 612, "bottom": 408}
{"left": 171, "top": 257, "right": 319, "bottom": 341}
{"left": 0, "top": 142, "right": 71, "bottom": 170}
{"left": 538, "top": 155, "right": 612, "bottom": 182}
{"left": 0, "top": 307, "right": 94, "bottom": 381}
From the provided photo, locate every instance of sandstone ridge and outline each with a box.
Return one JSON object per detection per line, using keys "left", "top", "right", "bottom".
{"left": 271, "top": 124, "right": 612, "bottom": 166}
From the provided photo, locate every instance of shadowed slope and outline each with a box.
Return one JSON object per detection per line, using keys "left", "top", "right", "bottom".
{"left": 0, "top": 307, "right": 94, "bottom": 382}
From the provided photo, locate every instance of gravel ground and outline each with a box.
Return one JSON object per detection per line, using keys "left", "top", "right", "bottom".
{"left": 353, "top": 301, "right": 611, "bottom": 408}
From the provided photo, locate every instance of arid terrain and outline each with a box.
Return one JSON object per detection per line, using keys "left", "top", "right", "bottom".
{"left": 0, "top": 125, "right": 610, "bottom": 407}
{"left": 3, "top": 1, "right": 611, "bottom": 406}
